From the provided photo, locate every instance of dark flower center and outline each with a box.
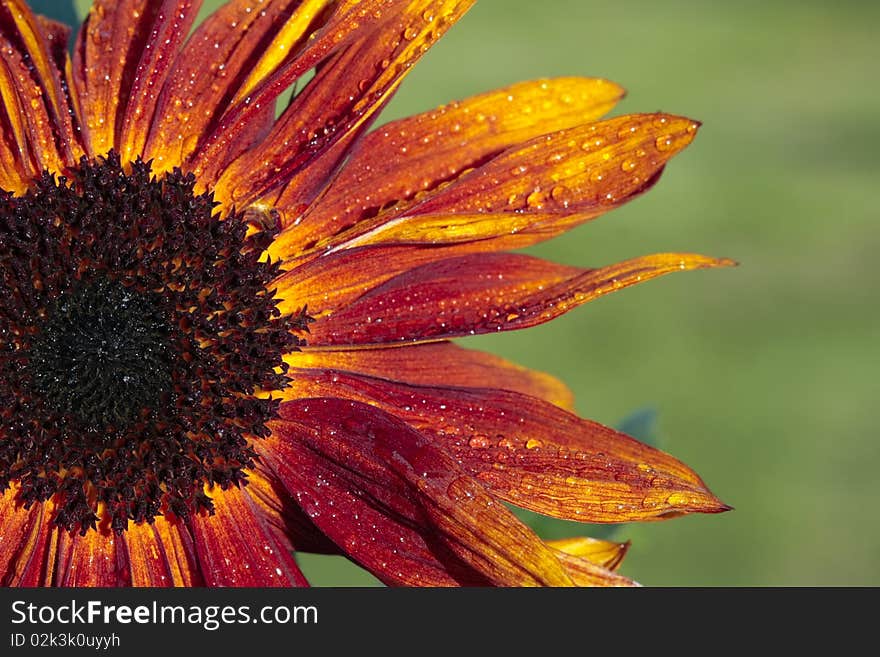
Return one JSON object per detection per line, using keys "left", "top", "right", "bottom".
{"left": 27, "top": 278, "right": 174, "bottom": 429}
{"left": 0, "top": 153, "right": 308, "bottom": 534}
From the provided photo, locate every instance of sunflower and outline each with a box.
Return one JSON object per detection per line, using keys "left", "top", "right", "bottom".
{"left": 0, "top": 0, "right": 731, "bottom": 587}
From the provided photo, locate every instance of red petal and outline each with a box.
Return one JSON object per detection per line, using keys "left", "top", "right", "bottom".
{"left": 290, "top": 341, "right": 575, "bottom": 410}
{"left": 304, "top": 251, "right": 733, "bottom": 345}
{"left": 280, "top": 370, "right": 730, "bottom": 522}
{"left": 53, "top": 530, "right": 132, "bottom": 586}
{"left": 262, "top": 398, "right": 575, "bottom": 586}
{"left": 187, "top": 482, "right": 308, "bottom": 587}
{"left": 125, "top": 516, "right": 203, "bottom": 587}
{"left": 0, "top": 487, "right": 49, "bottom": 585}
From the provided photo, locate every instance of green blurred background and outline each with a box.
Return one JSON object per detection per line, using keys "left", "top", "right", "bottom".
{"left": 58, "top": 0, "right": 878, "bottom": 585}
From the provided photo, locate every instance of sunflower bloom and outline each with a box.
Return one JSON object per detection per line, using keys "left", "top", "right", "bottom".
{"left": 0, "top": 0, "right": 731, "bottom": 587}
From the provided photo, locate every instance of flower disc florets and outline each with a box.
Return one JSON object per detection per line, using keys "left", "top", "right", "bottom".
{"left": 0, "top": 153, "right": 306, "bottom": 534}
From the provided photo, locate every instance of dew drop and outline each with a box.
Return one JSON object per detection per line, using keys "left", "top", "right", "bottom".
{"left": 617, "top": 122, "right": 640, "bottom": 139}
{"left": 652, "top": 116, "right": 669, "bottom": 129}
{"left": 525, "top": 438, "right": 543, "bottom": 450}
{"left": 526, "top": 191, "right": 546, "bottom": 209}
{"left": 655, "top": 136, "right": 674, "bottom": 152}
{"left": 550, "top": 185, "right": 572, "bottom": 207}
{"left": 468, "top": 434, "right": 491, "bottom": 449}
{"left": 620, "top": 160, "right": 636, "bottom": 172}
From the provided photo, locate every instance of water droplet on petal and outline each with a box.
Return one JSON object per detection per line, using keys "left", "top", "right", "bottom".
{"left": 550, "top": 185, "right": 572, "bottom": 207}
{"left": 526, "top": 191, "right": 546, "bottom": 209}
{"left": 655, "top": 136, "right": 674, "bottom": 151}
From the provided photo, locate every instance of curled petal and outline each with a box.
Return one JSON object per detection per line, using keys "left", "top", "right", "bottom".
{"left": 304, "top": 252, "right": 734, "bottom": 345}
{"left": 311, "top": 113, "right": 699, "bottom": 256}
{"left": 280, "top": 370, "right": 730, "bottom": 522}
{"left": 288, "top": 341, "right": 575, "bottom": 410}
{"left": 280, "top": 77, "right": 624, "bottom": 255}
{"left": 547, "top": 536, "right": 630, "bottom": 571}
{"left": 187, "top": 482, "right": 308, "bottom": 587}
{"left": 263, "top": 398, "right": 575, "bottom": 586}
{"left": 552, "top": 547, "right": 637, "bottom": 587}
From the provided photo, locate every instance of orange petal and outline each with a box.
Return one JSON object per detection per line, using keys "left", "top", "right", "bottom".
{"left": 187, "top": 482, "right": 308, "bottom": 586}
{"left": 116, "top": 1, "right": 202, "bottom": 163}
{"left": 143, "top": 0, "right": 313, "bottom": 172}
{"left": 72, "top": 0, "right": 200, "bottom": 158}
{"left": 280, "top": 77, "right": 624, "bottom": 254}
{"left": 215, "top": 0, "right": 475, "bottom": 210}
{"left": 289, "top": 341, "right": 575, "bottom": 410}
{"left": 266, "top": 397, "right": 575, "bottom": 586}
{"left": 302, "top": 252, "right": 733, "bottom": 345}
{"left": 280, "top": 370, "right": 730, "bottom": 522}
{"left": 190, "top": 0, "right": 413, "bottom": 185}
{"left": 309, "top": 113, "right": 699, "bottom": 256}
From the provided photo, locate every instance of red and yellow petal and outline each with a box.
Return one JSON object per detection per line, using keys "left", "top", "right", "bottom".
{"left": 301, "top": 251, "right": 732, "bottom": 346}
{"left": 186, "top": 481, "right": 308, "bottom": 587}
{"left": 287, "top": 113, "right": 699, "bottom": 261}
{"left": 259, "top": 422, "right": 486, "bottom": 586}
{"left": 125, "top": 515, "right": 203, "bottom": 587}
{"left": 142, "top": 0, "right": 317, "bottom": 173}
{"left": 0, "top": 0, "right": 83, "bottom": 175}
{"left": 262, "top": 397, "right": 576, "bottom": 586}
{"left": 288, "top": 341, "right": 575, "bottom": 410}
{"left": 116, "top": 0, "right": 201, "bottom": 163}
{"left": 280, "top": 77, "right": 624, "bottom": 253}
{"left": 279, "top": 370, "right": 729, "bottom": 522}
{"left": 72, "top": 0, "right": 200, "bottom": 159}
{"left": 190, "top": 0, "right": 416, "bottom": 185}
{"left": 1, "top": 486, "right": 47, "bottom": 585}
{"left": 215, "top": 0, "right": 475, "bottom": 210}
